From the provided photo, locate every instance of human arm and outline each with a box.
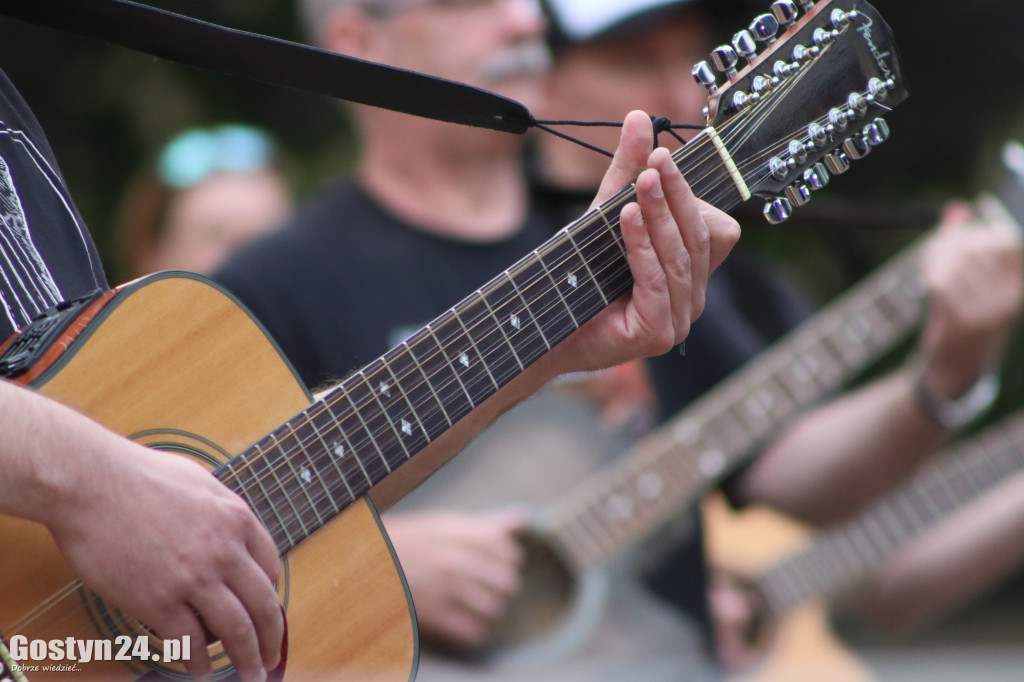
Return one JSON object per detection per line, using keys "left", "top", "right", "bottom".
{"left": 368, "top": 110, "right": 740, "bottom": 509}
{"left": 0, "top": 378, "right": 283, "bottom": 682}
{"left": 734, "top": 199, "right": 1023, "bottom": 523}
{"left": 849, "top": 471, "right": 1024, "bottom": 632}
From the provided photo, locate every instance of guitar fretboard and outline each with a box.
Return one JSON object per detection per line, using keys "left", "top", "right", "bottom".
{"left": 544, "top": 242, "right": 926, "bottom": 569}
{"left": 210, "top": 130, "right": 746, "bottom": 555}
{"left": 756, "top": 410, "right": 1024, "bottom": 618}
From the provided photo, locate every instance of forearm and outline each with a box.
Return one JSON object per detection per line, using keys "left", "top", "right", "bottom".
{"left": 850, "top": 472, "right": 1024, "bottom": 632}
{"left": 736, "top": 368, "right": 954, "bottom": 524}
{"left": 0, "top": 379, "right": 117, "bottom": 527}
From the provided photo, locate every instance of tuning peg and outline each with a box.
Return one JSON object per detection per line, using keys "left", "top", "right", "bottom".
{"left": 711, "top": 45, "right": 740, "bottom": 79}
{"left": 864, "top": 118, "right": 891, "bottom": 146}
{"left": 785, "top": 182, "right": 811, "bottom": 207}
{"left": 842, "top": 135, "right": 871, "bottom": 160}
{"left": 732, "top": 30, "right": 757, "bottom": 64}
{"left": 771, "top": 1, "right": 799, "bottom": 28}
{"left": 763, "top": 197, "right": 793, "bottom": 224}
{"left": 749, "top": 13, "right": 780, "bottom": 46}
{"left": 807, "top": 122, "right": 828, "bottom": 148}
{"left": 830, "top": 8, "right": 852, "bottom": 30}
{"left": 824, "top": 150, "right": 851, "bottom": 175}
{"left": 692, "top": 60, "right": 718, "bottom": 94}
{"left": 803, "top": 162, "right": 830, "bottom": 190}
{"left": 798, "top": 0, "right": 816, "bottom": 9}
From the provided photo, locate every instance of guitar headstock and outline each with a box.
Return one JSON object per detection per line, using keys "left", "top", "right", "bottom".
{"left": 691, "top": 0, "right": 907, "bottom": 223}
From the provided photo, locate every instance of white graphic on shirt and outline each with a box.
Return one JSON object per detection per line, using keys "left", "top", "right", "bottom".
{"left": 0, "top": 154, "right": 61, "bottom": 328}
{"left": 0, "top": 119, "right": 99, "bottom": 334}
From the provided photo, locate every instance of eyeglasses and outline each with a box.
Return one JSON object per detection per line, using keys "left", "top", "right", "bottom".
{"left": 158, "top": 124, "right": 275, "bottom": 189}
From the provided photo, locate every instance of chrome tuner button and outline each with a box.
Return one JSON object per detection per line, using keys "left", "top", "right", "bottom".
{"left": 711, "top": 45, "right": 740, "bottom": 79}
{"left": 788, "top": 138, "right": 808, "bottom": 163}
{"left": 750, "top": 13, "right": 781, "bottom": 45}
{"left": 842, "top": 135, "right": 872, "bottom": 160}
{"left": 824, "top": 150, "right": 851, "bottom": 175}
{"left": 732, "top": 30, "right": 758, "bottom": 64}
{"left": 731, "top": 91, "right": 749, "bottom": 110}
{"left": 771, "top": 0, "right": 799, "bottom": 28}
{"left": 830, "top": 9, "right": 850, "bottom": 29}
{"left": 813, "top": 28, "right": 832, "bottom": 47}
{"left": 848, "top": 91, "right": 868, "bottom": 114}
{"left": 808, "top": 122, "right": 828, "bottom": 147}
{"left": 785, "top": 182, "right": 812, "bottom": 207}
{"left": 791, "top": 44, "right": 810, "bottom": 62}
{"left": 692, "top": 61, "right": 718, "bottom": 94}
{"left": 751, "top": 75, "right": 771, "bottom": 94}
{"left": 798, "top": 0, "right": 816, "bottom": 9}
{"left": 803, "top": 162, "right": 830, "bottom": 190}
{"left": 763, "top": 197, "right": 793, "bottom": 224}
{"left": 864, "top": 118, "right": 891, "bottom": 146}
{"left": 868, "top": 77, "right": 888, "bottom": 101}
{"left": 829, "top": 107, "right": 849, "bottom": 131}
{"left": 769, "top": 156, "right": 788, "bottom": 181}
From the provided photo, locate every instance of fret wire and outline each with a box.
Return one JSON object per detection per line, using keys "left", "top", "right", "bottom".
{"left": 533, "top": 246, "right": 580, "bottom": 327}
{"left": 222, "top": 455, "right": 287, "bottom": 545}
{"left": 234, "top": 440, "right": 299, "bottom": 549}
{"left": 338, "top": 372, "right": 394, "bottom": 478}
{"left": 401, "top": 339, "right": 453, "bottom": 428}
{"left": 305, "top": 408, "right": 360, "bottom": 502}
{"left": 357, "top": 365, "right": 412, "bottom": 470}
{"left": 502, "top": 269, "right": 552, "bottom": 351}
{"left": 280, "top": 423, "right": 330, "bottom": 527}
{"left": 563, "top": 226, "right": 609, "bottom": 306}
{"left": 260, "top": 435, "right": 311, "bottom": 540}
{"left": 451, "top": 305, "right": 502, "bottom": 392}
{"left": 423, "top": 319, "right": 479, "bottom": 411}
{"left": 286, "top": 420, "right": 339, "bottom": 517}
{"left": 477, "top": 287, "right": 527, "bottom": 373}
{"left": 380, "top": 352, "right": 432, "bottom": 446}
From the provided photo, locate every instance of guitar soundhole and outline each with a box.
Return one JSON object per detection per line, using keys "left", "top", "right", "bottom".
{"left": 483, "top": 529, "right": 577, "bottom": 651}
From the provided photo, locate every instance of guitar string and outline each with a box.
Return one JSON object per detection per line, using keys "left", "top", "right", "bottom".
{"left": 4, "top": 133, "right": 744, "bottom": 643}
{"left": 12, "top": 105, "right": 862, "bottom": 642}
{"left": 552, "top": 259, "right": 926, "bottom": 566}
{"left": 224, "top": 135, "right": 754, "bottom": 537}
{"left": 223, "top": 110, "right": 825, "bottom": 527}
{"left": 222, "top": 111, "right": 841, "bottom": 546}
{"left": 759, "top": 423, "right": 1024, "bottom": 616}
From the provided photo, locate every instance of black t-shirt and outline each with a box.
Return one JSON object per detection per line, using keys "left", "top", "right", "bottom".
{"left": 0, "top": 68, "right": 107, "bottom": 343}
{"left": 214, "top": 180, "right": 558, "bottom": 391}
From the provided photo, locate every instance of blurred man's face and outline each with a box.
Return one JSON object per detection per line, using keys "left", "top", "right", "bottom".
{"left": 365, "top": 0, "right": 550, "bottom": 108}
{"left": 546, "top": 13, "right": 713, "bottom": 155}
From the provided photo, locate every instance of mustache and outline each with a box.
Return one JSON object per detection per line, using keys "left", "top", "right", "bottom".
{"left": 478, "top": 42, "right": 551, "bottom": 84}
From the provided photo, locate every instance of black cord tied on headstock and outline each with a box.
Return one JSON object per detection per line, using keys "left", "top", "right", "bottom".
{"left": 532, "top": 116, "right": 703, "bottom": 159}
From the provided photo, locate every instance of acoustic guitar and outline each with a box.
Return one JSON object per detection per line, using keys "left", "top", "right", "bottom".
{"left": 473, "top": 137, "right": 1024, "bottom": 667}
{"left": 0, "top": 0, "right": 905, "bottom": 679}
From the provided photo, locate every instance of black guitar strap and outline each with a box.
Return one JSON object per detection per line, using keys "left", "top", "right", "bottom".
{"left": 0, "top": 0, "right": 536, "bottom": 135}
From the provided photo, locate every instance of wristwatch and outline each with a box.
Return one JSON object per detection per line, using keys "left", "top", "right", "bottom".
{"left": 912, "top": 363, "right": 1000, "bottom": 430}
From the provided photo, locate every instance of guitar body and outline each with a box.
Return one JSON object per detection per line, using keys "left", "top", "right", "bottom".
{"left": 0, "top": 273, "right": 416, "bottom": 681}
{"left": 703, "top": 494, "right": 870, "bottom": 682}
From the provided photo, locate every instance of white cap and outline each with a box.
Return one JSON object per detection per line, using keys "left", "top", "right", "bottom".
{"left": 544, "top": 0, "right": 700, "bottom": 44}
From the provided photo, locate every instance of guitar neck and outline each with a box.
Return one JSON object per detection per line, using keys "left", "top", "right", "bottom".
{"left": 541, "top": 239, "right": 924, "bottom": 568}
{"left": 756, "top": 410, "right": 1024, "bottom": 618}
{"left": 213, "top": 132, "right": 747, "bottom": 555}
